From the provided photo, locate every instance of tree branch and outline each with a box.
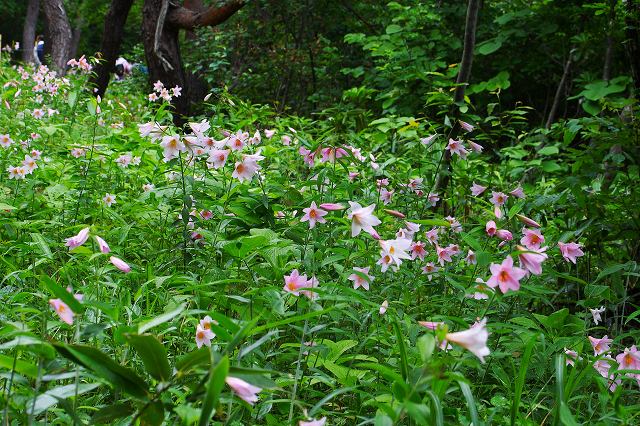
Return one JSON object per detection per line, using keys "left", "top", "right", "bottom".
{"left": 166, "top": 0, "right": 245, "bottom": 29}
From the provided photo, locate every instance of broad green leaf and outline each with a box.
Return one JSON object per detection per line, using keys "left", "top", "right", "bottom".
{"left": 92, "top": 403, "right": 135, "bottom": 424}
{"left": 457, "top": 380, "right": 480, "bottom": 426}
{"left": 124, "top": 334, "right": 172, "bottom": 381}
{"left": 30, "top": 233, "right": 53, "bottom": 260}
{"left": 41, "top": 275, "right": 84, "bottom": 314}
{"left": 477, "top": 38, "right": 503, "bottom": 55}
{"left": 385, "top": 24, "right": 402, "bottom": 34}
{"left": 198, "top": 355, "right": 229, "bottom": 426}
{"left": 138, "top": 303, "right": 186, "bottom": 334}
{"left": 0, "top": 354, "right": 38, "bottom": 378}
{"left": 140, "top": 400, "right": 165, "bottom": 426}
{"left": 28, "top": 383, "right": 101, "bottom": 415}
{"left": 53, "top": 343, "right": 149, "bottom": 398}
{"left": 177, "top": 347, "right": 211, "bottom": 374}
{"left": 0, "top": 335, "right": 55, "bottom": 359}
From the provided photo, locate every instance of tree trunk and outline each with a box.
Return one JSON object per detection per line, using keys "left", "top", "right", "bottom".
{"left": 142, "top": 0, "right": 245, "bottom": 123}
{"left": 545, "top": 48, "right": 575, "bottom": 129}
{"left": 602, "top": 0, "right": 616, "bottom": 81}
{"left": 626, "top": 0, "right": 640, "bottom": 91}
{"left": 42, "top": 0, "right": 72, "bottom": 74}
{"left": 70, "top": 26, "right": 82, "bottom": 60}
{"left": 142, "top": 0, "right": 190, "bottom": 122}
{"left": 91, "top": 0, "right": 135, "bottom": 97}
{"left": 22, "top": 0, "right": 40, "bottom": 64}
{"left": 434, "top": 0, "right": 481, "bottom": 199}
{"left": 454, "top": 0, "right": 480, "bottom": 104}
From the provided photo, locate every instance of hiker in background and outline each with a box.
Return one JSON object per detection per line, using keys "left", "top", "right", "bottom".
{"left": 114, "top": 56, "right": 132, "bottom": 80}
{"left": 33, "top": 35, "right": 44, "bottom": 66}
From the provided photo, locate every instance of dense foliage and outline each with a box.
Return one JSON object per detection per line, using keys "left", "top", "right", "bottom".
{"left": 1, "top": 1, "right": 640, "bottom": 425}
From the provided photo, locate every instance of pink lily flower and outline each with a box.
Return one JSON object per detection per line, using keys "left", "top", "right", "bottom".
{"left": 300, "top": 201, "right": 328, "bottom": 229}
{"left": 590, "top": 306, "right": 605, "bottom": 325}
{"left": 195, "top": 324, "right": 215, "bottom": 348}
{"left": 588, "top": 335, "right": 613, "bottom": 356}
{"left": 65, "top": 227, "right": 90, "bottom": 250}
{"left": 521, "top": 228, "right": 545, "bottom": 250}
{"left": 49, "top": 299, "right": 74, "bottom": 325}
{"left": 425, "top": 227, "right": 439, "bottom": 245}
{"left": 225, "top": 376, "right": 261, "bottom": 405}
{"left": 207, "top": 149, "right": 229, "bottom": 169}
{"left": 410, "top": 241, "right": 427, "bottom": 261}
{"left": 516, "top": 214, "right": 541, "bottom": 228}
{"left": 485, "top": 220, "right": 497, "bottom": 237}
{"left": 94, "top": 236, "right": 110, "bottom": 254}
{"left": 616, "top": 346, "right": 640, "bottom": 372}
{"left": 421, "top": 262, "right": 438, "bottom": 281}
{"left": 468, "top": 141, "right": 483, "bottom": 153}
{"left": 110, "top": 256, "right": 131, "bottom": 273}
{"left": 465, "top": 250, "right": 476, "bottom": 265}
{"left": 517, "top": 245, "right": 548, "bottom": 275}
{"left": 435, "top": 245, "right": 453, "bottom": 266}
{"left": 446, "top": 138, "right": 469, "bottom": 159}
{"left": 319, "top": 203, "right": 344, "bottom": 211}
{"left": 593, "top": 356, "right": 621, "bottom": 391}
{"left": 420, "top": 134, "right": 437, "bottom": 145}
{"left": 379, "top": 300, "right": 388, "bottom": 315}
{"left": 558, "top": 241, "right": 584, "bottom": 264}
{"left": 283, "top": 269, "right": 309, "bottom": 296}
{"left": 349, "top": 267, "right": 374, "bottom": 291}
{"left": 510, "top": 186, "right": 526, "bottom": 199}
{"left": 496, "top": 229, "right": 513, "bottom": 241}
{"left": 470, "top": 182, "right": 487, "bottom": 196}
{"left": 459, "top": 120, "right": 475, "bottom": 132}
{"left": 347, "top": 202, "right": 381, "bottom": 237}
{"left": 445, "top": 318, "right": 490, "bottom": 363}
{"left": 487, "top": 256, "right": 527, "bottom": 293}
{"left": 565, "top": 348, "right": 579, "bottom": 366}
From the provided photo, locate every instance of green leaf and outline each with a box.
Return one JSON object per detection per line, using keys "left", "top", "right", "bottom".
{"left": 426, "top": 391, "right": 444, "bottom": 426}
{"left": 559, "top": 403, "right": 579, "bottom": 426}
{"left": 124, "top": 334, "right": 172, "bottom": 382}
{"left": 198, "top": 355, "right": 229, "bottom": 426}
{"left": 392, "top": 319, "right": 409, "bottom": 381}
{"left": 511, "top": 334, "right": 537, "bottom": 425}
{"left": 581, "top": 80, "right": 626, "bottom": 101}
{"left": 140, "top": 400, "right": 165, "bottom": 426}
{"left": 41, "top": 275, "right": 84, "bottom": 314}
{"left": 625, "top": 309, "right": 640, "bottom": 325}
{"left": 177, "top": 347, "right": 211, "bottom": 374}
{"left": 0, "top": 335, "right": 55, "bottom": 359}
{"left": 477, "top": 38, "right": 503, "bottom": 55}
{"left": 309, "top": 387, "right": 355, "bottom": 417}
{"left": 0, "top": 202, "right": 17, "bottom": 210}
{"left": 458, "top": 380, "right": 480, "bottom": 426}
{"left": 541, "top": 161, "right": 562, "bottom": 173}
{"left": 138, "top": 303, "right": 186, "bottom": 334}
{"left": 30, "top": 233, "right": 53, "bottom": 260}
{"left": 0, "top": 354, "right": 38, "bottom": 378}
{"left": 411, "top": 219, "right": 450, "bottom": 227}
{"left": 417, "top": 334, "right": 435, "bottom": 363}
{"left": 53, "top": 343, "right": 149, "bottom": 398}
{"left": 582, "top": 100, "right": 601, "bottom": 116}
{"left": 385, "top": 24, "right": 402, "bottom": 34}
{"left": 594, "top": 263, "right": 629, "bottom": 283}
{"left": 92, "top": 403, "right": 135, "bottom": 424}
{"left": 554, "top": 354, "right": 566, "bottom": 424}
{"left": 28, "top": 383, "right": 101, "bottom": 415}
{"left": 537, "top": 146, "right": 559, "bottom": 156}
